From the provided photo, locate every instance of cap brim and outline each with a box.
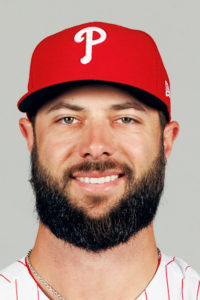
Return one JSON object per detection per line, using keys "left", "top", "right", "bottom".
{"left": 18, "top": 80, "right": 169, "bottom": 122}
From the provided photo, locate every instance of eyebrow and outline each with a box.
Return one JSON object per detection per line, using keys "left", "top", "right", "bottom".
{"left": 46, "top": 100, "right": 146, "bottom": 114}
{"left": 47, "top": 103, "right": 85, "bottom": 113}
{"left": 110, "top": 101, "right": 146, "bottom": 112}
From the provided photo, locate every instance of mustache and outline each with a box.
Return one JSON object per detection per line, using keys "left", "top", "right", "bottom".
{"left": 63, "top": 160, "right": 134, "bottom": 180}
{"left": 31, "top": 143, "right": 134, "bottom": 188}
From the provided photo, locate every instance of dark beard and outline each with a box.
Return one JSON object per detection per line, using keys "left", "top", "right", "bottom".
{"left": 30, "top": 143, "right": 166, "bottom": 253}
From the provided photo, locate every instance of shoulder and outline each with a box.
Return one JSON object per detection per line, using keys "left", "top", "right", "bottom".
{"left": 0, "top": 257, "right": 28, "bottom": 284}
{"left": 161, "top": 253, "right": 200, "bottom": 298}
{"left": 161, "top": 253, "right": 200, "bottom": 279}
{"left": 0, "top": 257, "right": 40, "bottom": 299}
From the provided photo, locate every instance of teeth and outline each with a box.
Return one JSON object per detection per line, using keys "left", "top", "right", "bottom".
{"left": 76, "top": 175, "right": 119, "bottom": 184}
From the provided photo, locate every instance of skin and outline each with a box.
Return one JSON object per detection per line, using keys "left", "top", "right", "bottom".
{"left": 19, "top": 84, "right": 179, "bottom": 300}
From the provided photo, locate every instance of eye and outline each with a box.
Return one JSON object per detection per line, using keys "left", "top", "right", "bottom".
{"left": 117, "top": 117, "right": 135, "bottom": 124}
{"left": 60, "top": 117, "right": 78, "bottom": 124}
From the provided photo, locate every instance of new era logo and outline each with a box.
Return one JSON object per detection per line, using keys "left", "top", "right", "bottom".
{"left": 165, "top": 80, "right": 171, "bottom": 98}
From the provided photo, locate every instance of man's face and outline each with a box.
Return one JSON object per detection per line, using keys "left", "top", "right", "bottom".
{"left": 30, "top": 84, "right": 166, "bottom": 251}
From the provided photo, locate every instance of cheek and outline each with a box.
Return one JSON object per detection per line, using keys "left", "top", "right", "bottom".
{"left": 118, "top": 132, "right": 160, "bottom": 176}
{"left": 36, "top": 131, "right": 79, "bottom": 175}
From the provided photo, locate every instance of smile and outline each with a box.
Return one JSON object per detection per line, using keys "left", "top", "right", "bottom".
{"left": 76, "top": 175, "right": 119, "bottom": 184}
{"left": 71, "top": 171, "right": 124, "bottom": 192}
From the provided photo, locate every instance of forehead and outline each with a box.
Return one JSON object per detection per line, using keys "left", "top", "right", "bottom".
{"left": 37, "top": 83, "right": 156, "bottom": 114}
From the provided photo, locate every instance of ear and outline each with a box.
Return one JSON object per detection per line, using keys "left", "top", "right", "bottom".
{"left": 163, "top": 121, "right": 180, "bottom": 160}
{"left": 19, "top": 118, "right": 34, "bottom": 152}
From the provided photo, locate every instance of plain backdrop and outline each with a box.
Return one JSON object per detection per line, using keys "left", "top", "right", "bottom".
{"left": 0, "top": 0, "right": 199, "bottom": 271}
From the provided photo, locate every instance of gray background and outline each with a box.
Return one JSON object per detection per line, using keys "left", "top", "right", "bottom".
{"left": 0, "top": 0, "right": 199, "bottom": 271}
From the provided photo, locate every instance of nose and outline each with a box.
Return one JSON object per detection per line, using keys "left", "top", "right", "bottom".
{"left": 78, "top": 121, "right": 116, "bottom": 160}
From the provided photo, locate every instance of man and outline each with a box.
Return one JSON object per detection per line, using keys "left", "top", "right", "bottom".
{"left": 0, "top": 22, "right": 199, "bottom": 299}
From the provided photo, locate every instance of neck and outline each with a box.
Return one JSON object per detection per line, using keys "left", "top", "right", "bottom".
{"left": 30, "top": 222, "right": 159, "bottom": 300}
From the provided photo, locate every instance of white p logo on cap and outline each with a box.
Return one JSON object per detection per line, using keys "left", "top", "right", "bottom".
{"left": 74, "top": 27, "right": 107, "bottom": 64}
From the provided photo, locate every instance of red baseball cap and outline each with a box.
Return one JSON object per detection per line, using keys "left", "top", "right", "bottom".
{"left": 17, "top": 21, "right": 171, "bottom": 120}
